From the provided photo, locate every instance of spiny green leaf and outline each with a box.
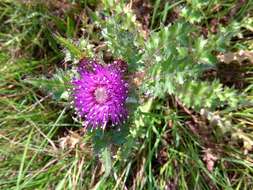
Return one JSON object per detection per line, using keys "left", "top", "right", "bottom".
{"left": 54, "top": 35, "right": 83, "bottom": 59}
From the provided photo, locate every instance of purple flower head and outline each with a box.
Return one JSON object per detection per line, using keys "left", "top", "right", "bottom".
{"left": 72, "top": 59, "right": 128, "bottom": 128}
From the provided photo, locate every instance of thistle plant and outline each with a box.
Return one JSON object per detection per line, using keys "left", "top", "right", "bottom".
{"left": 1, "top": 0, "right": 253, "bottom": 189}
{"left": 72, "top": 59, "right": 129, "bottom": 129}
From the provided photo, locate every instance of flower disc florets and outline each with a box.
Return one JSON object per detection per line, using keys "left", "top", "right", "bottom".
{"left": 72, "top": 59, "right": 128, "bottom": 128}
